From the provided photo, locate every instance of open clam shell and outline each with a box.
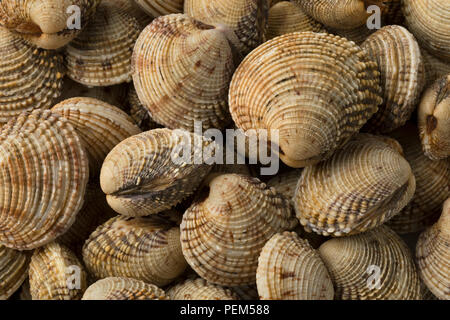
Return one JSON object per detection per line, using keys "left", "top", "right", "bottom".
{"left": 168, "top": 278, "right": 239, "bottom": 300}
{"left": 134, "top": 0, "right": 183, "bottom": 18}
{"left": 0, "top": 246, "right": 29, "bottom": 300}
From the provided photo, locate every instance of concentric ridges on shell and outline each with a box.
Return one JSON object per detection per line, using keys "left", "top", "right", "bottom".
{"left": 134, "top": 0, "right": 184, "bottom": 18}
{"left": 0, "top": 246, "right": 29, "bottom": 300}
{"left": 168, "top": 278, "right": 239, "bottom": 300}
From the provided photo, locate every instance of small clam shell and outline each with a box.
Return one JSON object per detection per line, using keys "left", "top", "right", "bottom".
{"left": 418, "top": 74, "right": 450, "bottom": 160}
{"left": 168, "top": 278, "right": 239, "bottom": 300}
{"left": 134, "top": 0, "right": 183, "bottom": 18}
{"left": 127, "top": 85, "right": 160, "bottom": 131}
{"left": 361, "top": 25, "right": 425, "bottom": 133}
{"left": 256, "top": 232, "right": 334, "bottom": 300}
{"left": 82, "top": 277, "right": 168, "bottom": 300}
{"left": 0, "top": 246, "right": 29, "bottom": 300}
{"left": 0, "top": 110, "right": 89, "bottom": 250}
{"left": 416, "top": 198, "right": 450, "bottom": 300}
{"left": 319, "top": 226, "right": 421, "bottom": 300}
{"left": 82, "top": 215, "right": 187, "bottom": 287}
{"left": 64, "top": 3, "right": 141, "bottom": 86}
{"left": 100, "top": 128, "right": 214, "bottom": 217}
{"left": 106, "top": 0, "right": 152, "bottom": 28}
{"left": 294, "top": 134, "right": 415, "bottom": 236}
{"left": 229, "top": 32, "right": 382, "bottom": 168}
{"left": 180, "top": 174, "right": 297, "bottom": 286}
{"left": 422, "top": 50, "right": 450, "bottom": 87}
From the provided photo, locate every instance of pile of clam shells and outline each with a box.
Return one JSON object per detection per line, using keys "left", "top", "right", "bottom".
{"left": 0, "top": 0, "right": 448, "bottom": 301}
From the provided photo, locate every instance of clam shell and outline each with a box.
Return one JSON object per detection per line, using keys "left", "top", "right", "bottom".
{"left": 418, "top": 74, "right": 450, "bottom": 160}
{"left": 29, "top": 242, "right": 87, "bottom": 300}
{"left": 127, "top": 85, "right": 160, "bottom": 131}
{"left": 82, "top": 215, "right": 187, "bottom": 287}
{"left": 64, "top": 3, "right": 141, "bottom": 86}
{"left": 100, "top": 128, "right": 214, "bottom": 217}
{"left": 0, "top": 246, "right": 29, "bottom": 300}
{"left": 134, "top": 0, "right": 183, "bottom": 18}
{"left": 326, "top": 25, "right": 375, "bottom": 45}
{"left": 168, "top": 278, "right": 239, "bottom": 300}
{"left": 361, "top": 25, "right": 425, "bottom": 133}
{"left": 180, "top": 174, "right": 297, "bottom": 286}
{"left": 267, "top": 169, "right": 302, "bottom": 202}
{"left": 0, "top": 27, "right": 64, "bottom": 125}
{"left": 294, "top": 134, "right": 415, "bottom": 236}
{"left": 319, "top": 226, "right": 421, "bottom": 300}
{"left": 229, "top": 32, "right": 382, "bottom": 168}
{"left": 422, "top": 50, "right": 450, "bottom": 87}
{"left": 416, "top": 198, "right": 450, "bottom": 300}
{"left": 106, "top": 0, "right": 152, "bottom": 28}
{"left": 82, "top": 277, "right": 168, "bottom": 300}
{"left": 0, "top": 110, "right": 89, "bottom": 250}
{"left": 256, "top": 232, "right": 334, "bottom": 300}
{"left": 132, "top": 14, "right": 234, "bottom": 131}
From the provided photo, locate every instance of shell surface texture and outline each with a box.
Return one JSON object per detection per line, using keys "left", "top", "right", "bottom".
{"left": 106, "top": 0, "right": 152, "bottom": 28}
{"left": 0, "top": 245, "right": 29, "bottom": 300}
{"left": 168, "top": 278, "right": 239, "bottom": 300}
{"left": 422, "top": 50, "right": 450, "bottom": 87}
{"left": 127, "top": 85, "right": 160, "bottom": 131}
{"left": 134, "top": 0, "right": 184, "bottom": 18}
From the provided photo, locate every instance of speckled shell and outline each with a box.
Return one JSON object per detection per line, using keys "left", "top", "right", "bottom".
{"left": 361, "top": 25, "right": 425, "bottom": 133}
{"left": 0, "top": 0, "right": 100, "bottom": 49}
{"left": 0, "top": 110, "right": 89, "bottom": 250}
{"left": 82, "top": 277, "right": 168, "bottom": 300}
{"left": 184, "top": 0, "right": 269, "bottom": 55}
{"left": 387, "top": 124, "right": 450, "bottom": 234}
{"left": 65, "top": 3, "right": 141, "bottom": 87}
{"left": 181, "top": 174, "right": 297, "bottom": 286}
{"left": 134, "top": 0, "right": 183, "bottom": 18}
{"left": 83, "top": 215, "right": 187, "bottom": 287}
{"left": 256, "top": 232, "right": 334, "bottom": 300}
{"left": 29, "top": 242, "right": 87, "bottom": 300}
{"left": 0, "top": 246, "right": 29, "bottom": 300}
{"left": 320, "top": 226, "right": 421, "bottom": 300}
{"left": 326, "top": 25, "right": 375, "bottom": 45}
{"left": 294, "top": 134, "right": 415, "bottom": 236}
{"left": 107, "top": 0, "right": 152, "bottom": 28}
{"left": 100, "top": 128, "right": 214, "bottom": 217}
{"left": 132, "top": 14, "right": 234, "bottom": 131}
{"left": 0, "top": 27, "right": 64, "bottom": 125}
{"left": 418, "top": 75, "right": 450, "bottom": 160}
{"left": 52, "top": 97, "right": 141, "bottom": 179}
{"left": 127, "top": 85, "right": 160, "bottom": 131}
{"left": 168, "top": 278, "right": 239, "bottom": 300}
{"left": 422, "top": 50, "right": 450, "bottom": 87}
{"left": 403, "top": 0, "right": 450, "bottom": 62}
{"left": 266, "top": 2, "right": 324, "bottom": 40}
{"left": 230, "top": 32, "right": 382, "bottom": 168}
{"left": 416, "top": 198, "right": 450, "bottom": 300}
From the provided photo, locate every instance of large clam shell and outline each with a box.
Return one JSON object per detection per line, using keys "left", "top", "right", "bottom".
{"left": 134, "top": 0, "right": 183, "bottom": 18}
{"left": 294, "top": 134, "right": 415, "bottom": 236}
{"left": 229, "top": 32, "right": 382, "bottom": 168}
{"left": 0, "top": 246, "right": 29, "bottom": 300}
{"left": 180, "top": 174, "right": 297, "bottom": 286}
{"left": 0, "top": 110, "right": 89, "bottom": 250}
{"left": 319, "top": 226, "right": 421, "bottom": 300}
{"left": 168, "top": 278, "right": 239, "bottom": 300}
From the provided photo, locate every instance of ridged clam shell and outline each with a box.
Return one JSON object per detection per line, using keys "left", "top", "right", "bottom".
{"left": 168, "top": 278, "right": 239, "bottom": 300}
{"left": 0, "top": 0, "right": 100, "bottom": 49}
{"left": 361, "top": 25, "right": 425, "bottom": 133}
{"left": 403, "top": 0, "right": 450, "bottom": 62}
{"left": 181, "top": 174, "right": 297, "bottom": 286}
{"left": 319, "top": 226, "right": 421, "bottom": 300}
{"left": 132, "top": 14, "right": 234, "bottom": 131}
{"left": 107, "top": 0, "right": 152, "bottom": 28}
{"left": 256, "top": 232, "right": 334, "bottom": 300}
{"left": 100, "top": 128, "right": 213, "bottom": 217}
{"left": 416, "top": 198, "right": 450, "bottom": 300}
{"left": 127, "top": 85, "right": 159, "bottom": 131}
{"left": 134, "top": 0, "right": 183, "bottom": 18}
{"left": 422, "top": 50, "right": 450, "bottom": 87}
{"left": 0, "top": 246, "right": 29, "bottom": 300}
{"left": 294, "top": 134, "right": 415, "bottom": 236}
{"left": 0, "top": 27, "right": 64, "bottom": 125}
{"left": 82, "top": 215, "right": 187, "bottom": 287}
{"left": 0, "top": 110, "right": 89, "bottom": 250}
{"left": 82, "top": 277, "right": 168, "bottom": 300}
{"left": 65, "top": 3, "right": 141, "bottom": 86}
{"left": 418, "top": 75, "right": 450, "bottom": 160}
{"left": 229, "top": 32, "right": 382, "bottom": 168}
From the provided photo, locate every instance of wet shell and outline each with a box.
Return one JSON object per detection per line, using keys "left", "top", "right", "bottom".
{"left": 180, "top": 174, "right": 297, "bottom": 286}
{"left": 127, "top": 85, "right": 160, "bottom": 131}
{"left": 82, "top": 277, "right": 168, "bottom": 300}
{"left": 422, "top": 50, "right": 450, "bottom": 87}
{"left": 403, "top": 0, "right": 450, "bottom": 62}
{"left": 361, "top": 25, "right": 425, "bottom": 133}
{"left": 100, "top": 128, "right": 214, "bottom": 217}
{"left": 0, "top": 0, "right": 100, "bottom": 49}
{"left": 0, "top": 110, "right": 89, "bottom": 250}
{"left": 294, "top": 134, "right": 415, "bottom": 236}
{"left": 82, "top": 215, "right": 187, "bottom": 287}
{"left": 134, "top": 0, "right": 183, "bottom": 18}
{"left": 0, "top": 246, "right": 29, "bottom": 300}
{"left": 418, "top": 75, "right": 450, "bottom": 160}
{"left": 168, "top": 278, "right": 239, "bottom": 300}
{"left": 320, "top": 226, "right": 421, "bottom": 300}
{"left": 416, "top": 198, "right": 450, "bottom": 300}
{"left": 256, "top": 232, "right": 334, "bottom": 300}
{"left": 29, "top": 242, "right": 87, "bottom": 300}
{"left": 106, "top": 0, "right": 152, "bottom": 28}
{"left": 0, "top": 27, "right": 64, "bottom": 125}
{"left": 132, "top": 14, "right": 234, "bottom": 131}
{"left": 229, "top": 32, "right": 382, "bottom": 168}
{"left": 65, "top": 3, "right": 141, "bottom": 86}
